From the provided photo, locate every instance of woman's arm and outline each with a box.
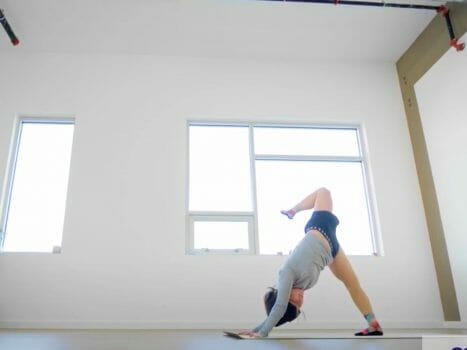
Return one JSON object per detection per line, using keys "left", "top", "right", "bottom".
{"left": 251, "top": 269, "right": 294, "bottom": 337}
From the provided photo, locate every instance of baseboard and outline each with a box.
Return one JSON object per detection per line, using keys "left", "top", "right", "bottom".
{"left": 443, "top": 321, "right": 467, "bottom": 329}
{"left": 0, "top": 320, "right": 444, "bottom": 330}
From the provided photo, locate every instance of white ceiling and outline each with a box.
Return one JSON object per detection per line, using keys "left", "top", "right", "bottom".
{"left": 0, "top": 0, "right": 449, "bottom": 62}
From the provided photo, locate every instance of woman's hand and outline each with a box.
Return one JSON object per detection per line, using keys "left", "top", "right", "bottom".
{"left": 238, "top": 331, "right": 262, "bottom": 339}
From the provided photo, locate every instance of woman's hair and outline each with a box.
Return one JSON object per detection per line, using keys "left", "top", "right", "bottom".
{"left": 263, "top": 287, "right": 301, "bottom": 327}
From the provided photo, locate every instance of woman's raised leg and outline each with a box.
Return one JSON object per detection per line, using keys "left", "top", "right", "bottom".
{"left": 281, "top": 187, "right": 333, "bottom": 219}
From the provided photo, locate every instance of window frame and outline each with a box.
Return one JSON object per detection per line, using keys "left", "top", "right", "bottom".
{"left": 0, "top": 116, "right": 75, "bottom": 253}
{"left": 186, "top": 121, "right": 381, "bottom": 256}
{"left": 187, "top": 211, "right": 255, "bottom": 255}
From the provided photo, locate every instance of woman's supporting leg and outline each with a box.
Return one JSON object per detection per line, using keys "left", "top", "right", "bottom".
{"left": 281, "top": 187, "right": 333, "bottom": 219}
{"left": 329, "top": 249, "right": 383, "bottom": 336}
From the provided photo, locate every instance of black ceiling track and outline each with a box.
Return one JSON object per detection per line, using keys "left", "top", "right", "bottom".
{"left": 0, "top": 2, "right": 464, "bottom": 51}
{"left": 261, "top": 0, "right": 439, "bottom": 10}
{"left": 259, "top": 0, "right": 465, "bottom": 51}
{"left": 0, "top": 8, "right": 19, "bottom": 46}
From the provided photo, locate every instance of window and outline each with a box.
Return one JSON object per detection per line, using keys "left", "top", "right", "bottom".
{"left": 187, "top": 122, "right": 379, "bottom": 256}
{"left": 0, "top": 118, "right": 75, "bottom": 253}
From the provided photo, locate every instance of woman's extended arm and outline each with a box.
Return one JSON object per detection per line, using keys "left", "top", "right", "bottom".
{"left": 250, "top": 268, "right": 294, "bottom": 337}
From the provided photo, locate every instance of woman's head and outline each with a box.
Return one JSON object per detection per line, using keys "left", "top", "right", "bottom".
{"left": 264, "top": 288, "right": 301, "bottom": 327}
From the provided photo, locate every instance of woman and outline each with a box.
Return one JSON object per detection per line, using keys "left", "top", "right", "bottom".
{"left": 240, "top": 187, "right": 383, "bottom": 338}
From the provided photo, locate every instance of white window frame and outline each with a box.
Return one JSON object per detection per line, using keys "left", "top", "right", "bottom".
{"left": 0, "top": 116, "right": 75, "bottom": 253}
{"left": 186, "top": 121, "right": 381, "bottom": 256}
{"left": 187, "top": 212, "right": 255, "bottom": 255}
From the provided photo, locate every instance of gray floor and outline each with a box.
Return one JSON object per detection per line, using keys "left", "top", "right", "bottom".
{"left": 0, "top": 329, "right": 465, "bottom": 350}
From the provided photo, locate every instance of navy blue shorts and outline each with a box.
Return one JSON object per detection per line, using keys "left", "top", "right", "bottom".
{"left": 304, "top": 211, "right": 340, "bottom": 258}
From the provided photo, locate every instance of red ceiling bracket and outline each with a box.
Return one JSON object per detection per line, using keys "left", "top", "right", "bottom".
{"left": 437, "top": 5, "right": 464, "bottom": 52}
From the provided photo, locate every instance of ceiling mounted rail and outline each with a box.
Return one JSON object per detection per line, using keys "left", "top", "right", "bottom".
{"left": 260, "top": 0, "right": 464, "bottom": 51}
{"left": 261, "top": 0, "right": 440, "bottom": 10}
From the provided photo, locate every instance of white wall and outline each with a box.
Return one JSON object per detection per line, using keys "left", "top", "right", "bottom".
{"left": 415, "top": 34, "right": 467, "bottom": 324}
{"left": 0, "top": 53, "right": 442, "bottom": 329}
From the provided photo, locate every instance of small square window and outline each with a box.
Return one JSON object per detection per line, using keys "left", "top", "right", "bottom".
{"left": 194, "top": 221, "right": 249, "bottom": 250}
{"left": 188, "top": 214, "right": 254, "bottom": 254}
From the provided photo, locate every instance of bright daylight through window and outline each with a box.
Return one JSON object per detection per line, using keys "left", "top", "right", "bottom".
{"left": 0, "top": 119, "right": 74, "bottom": 253}
{"left": 188, "top": 123, "right": 378, "bottom": 256}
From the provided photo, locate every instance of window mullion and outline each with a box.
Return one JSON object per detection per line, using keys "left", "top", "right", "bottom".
{"left": 249, "top": 124, "right": 259, "bottom": 255}
{"left": 189, "top": 211, "right": 254, "bottom": 217}
{"left": 255, "top": 154, "right": 363, "bottom": 162}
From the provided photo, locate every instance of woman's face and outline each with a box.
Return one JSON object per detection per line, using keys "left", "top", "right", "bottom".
{"left": 289, "top": 288, "right": 304, "bottom": 308}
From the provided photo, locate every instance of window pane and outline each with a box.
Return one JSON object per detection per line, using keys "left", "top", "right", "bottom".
{"left": 194, "top": 221, "right": 249, "bottom": 250}
{"left": 189, "top": 125, "right": 252, "bottom": 211}
{"left": 254, "top": 127, "right": 360, "bottom": 157}
{"left": 3, "top": 122, "right": 74, "bottom": 252}
{"left": 255, "top": 160, "right": 373, "bottom": 255}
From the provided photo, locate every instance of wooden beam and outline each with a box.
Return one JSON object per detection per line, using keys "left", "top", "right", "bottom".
{"left": 396, "top": 2, "right": 467, "bottom": 321}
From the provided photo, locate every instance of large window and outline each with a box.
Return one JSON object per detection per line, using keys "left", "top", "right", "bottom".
{"left": 187, "top": 122, "right": 379, "bottom": 256}
{"left": 0, "top": 118, "right": 75, "bottom": 253}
